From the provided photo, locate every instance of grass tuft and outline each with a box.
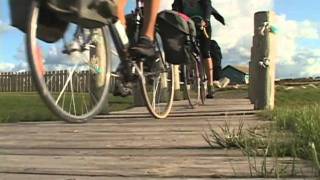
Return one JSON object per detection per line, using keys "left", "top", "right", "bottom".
{"left": 204, "top": 85, "right": 320, "bottom": 177}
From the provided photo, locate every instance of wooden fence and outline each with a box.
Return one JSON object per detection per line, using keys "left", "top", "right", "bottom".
{"left": 0, "top": 71, "right": 115, "bottom": 93}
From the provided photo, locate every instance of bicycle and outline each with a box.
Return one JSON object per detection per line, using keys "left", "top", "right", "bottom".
{"left": 181, "top": 16, "right": 208, "bottom": 108}
{"left": 25, "top": 0, "right": 175, "bottom": 123}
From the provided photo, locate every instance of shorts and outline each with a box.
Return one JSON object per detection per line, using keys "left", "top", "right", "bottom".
{"left": 198, "top": 24, "right": 212, "bottom": 59}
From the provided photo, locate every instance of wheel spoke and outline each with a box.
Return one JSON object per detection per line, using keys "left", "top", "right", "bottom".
{"left": 69, "top": 75, "right": 77, "bottom": 115}
{"left": 27, "top": 2, "right": 110, "bottom": 122}
{"left": 55, "top": 65, "right": 78, "bottom": 105}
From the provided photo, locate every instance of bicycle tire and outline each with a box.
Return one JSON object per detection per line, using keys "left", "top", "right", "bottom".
{"left": 138, "top": 35, "right": 175, "bottom": 119}
{"left": 182, "top": 61, "right": 201, "bottom": 108}
{"left": 26, "top": 0, "right": 111, "bottom": 123}
{"left": 199, "top": 60, "right": 207, "bottom": 105}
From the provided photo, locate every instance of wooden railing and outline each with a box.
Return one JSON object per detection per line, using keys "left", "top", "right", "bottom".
{"left": 0, "top": 71, "right": 35, "bottom": 92}
{"left": 0, "top": 70, "right": 115, "bottom": 93}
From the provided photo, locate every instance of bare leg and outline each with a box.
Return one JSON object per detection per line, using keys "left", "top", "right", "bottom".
{"left": 204, "top": 58, "right": 214, "bottom": 87}
{"left": 141, "top": 0, "right": 160, "bottom": 41}
{"left": 117, "top": 0, "right": 128, "bottom": 26}
{"left": 211, "top": 58, "right": 217, "bottom": 81}
{"left": 129, "top": 0, "right": 160, "bottom": 57}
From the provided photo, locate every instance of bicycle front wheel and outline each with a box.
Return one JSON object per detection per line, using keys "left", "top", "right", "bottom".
{"left": 137, "top": 35, "right": 175, "bottom": 119}
{"left": 26, "top": 1, "right": 111, "bottom": 123}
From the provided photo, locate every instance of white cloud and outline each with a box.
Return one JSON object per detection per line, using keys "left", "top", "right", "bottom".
{"left": 159, "top": 0, "right": 320, "bottom": 78}
{"left": 0, "top": 63, "right": 15, "bottom": 72}
{"left": 276, "top": 47, "right": 320, "bottom": 78}
{"left": 1, "top": 0, "right": 319, "bottom": 78}
{"left": 0, "top": 12, "right": 15, "bottom": 35}
{"left": 0, "top": 20, "right": 11, "bottom": 34}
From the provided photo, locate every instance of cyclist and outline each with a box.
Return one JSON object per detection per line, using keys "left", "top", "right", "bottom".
{"left": 117, "top": 0, "right": 160, "bottom": 57}
{"left": 172, "top": 0, "right": 225, "bottom": 98}
{"left": 112, "top": 0, "right": 160, "bottom": 96}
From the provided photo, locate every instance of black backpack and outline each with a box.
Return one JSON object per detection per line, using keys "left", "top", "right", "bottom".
{"left": 10, "top": 0, "right": 69, "bottom": 43}
{"left": 156, "top": 10, "right": 197, "bottom": 65}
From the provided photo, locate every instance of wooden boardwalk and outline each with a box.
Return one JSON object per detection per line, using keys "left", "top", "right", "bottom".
{"left": 0, "top": 97, "right": 316, "bottom": 179}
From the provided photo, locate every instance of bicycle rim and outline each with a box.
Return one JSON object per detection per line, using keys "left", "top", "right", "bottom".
{"left": 26, "top": 1, "right": 111, "bottom": 123}
{"left": 199, "top": 62, "right": 206, "bottom": 105}
{"left": 138, "top": 37, "right": 174, "bottom": 119}
{"left": 183, "top": 62, "right": 201, "bottom": 108}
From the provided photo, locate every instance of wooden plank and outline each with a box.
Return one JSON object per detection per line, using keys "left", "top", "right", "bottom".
{"left": 0, "top": 117, "right": 266, "bottom": 133}
{"left": 2, "top": 174, "right": 313, "bottom": 180}
{"left": 0, "top": 155, "right": 315, "bottom": 178}
{"left": 0, "top": 136, "right": 219, "bottom": 149}
{"left": 0, "top": 114, "right": 261, "bottom": 126}
{"left": 111, "top": 106, "right": 256, "bottom": 114}
{"left": 0, "top": 122, "right": 266, "bottom": 141}
{"left": 105, "top": 110, "right": 259, "bottom": 119}
{"left": 0, "top": 148, "right": 244, "bottom": 157}
{"left": 0, "top": 96, "right": 314, "bottom": 179}
{"left": 0, "top": 121, "right": 267, "bottom": 136}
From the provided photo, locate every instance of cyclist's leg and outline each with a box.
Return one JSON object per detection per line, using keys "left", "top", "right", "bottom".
{"left": 117, "top": 0, "right": 128, "bottom": 26}
{"left": 130, "top": 0, "right": 160, "bottom": 57}
{"left": 141, "top": 0, "right": 160, "bottom": 41}
{"left": 200, "top": 25, "right": 215, "bottom": 98}
{"left": 204, "top": 57, "right": 215, "bottom": 98}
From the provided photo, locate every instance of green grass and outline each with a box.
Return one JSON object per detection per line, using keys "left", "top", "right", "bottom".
{"left": 204, "top": 85, "right": 320, "bottom": 177}
{"left": 0, "top": 92, "right": 133, "bottom": 123}
{"left": 275, "top": 86, "right": 320, "bottom": 107}
{"left": 256, "top": 86, "right": 320, "bottom": 174}
{"left": 269, "top": 86, "right": 320, "bottom": 171}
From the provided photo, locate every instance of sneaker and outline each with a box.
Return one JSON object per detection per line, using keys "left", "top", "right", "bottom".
{"left": 113, "top": 79, "right": 132, "bottom": 97}
{"left": 206, "top": 85, "right": 215, "bottom": 99}
{"left": 117, "top": 60, "right": 137, "bottom": 82}
{"left": 130, "top": 36, "right": 156, "bottom": 58}
{"left": 212, "top": 80, "right": 222, "bottom": 88}
{"left": 219, "top": 77, "right": 230, "bottom": 88}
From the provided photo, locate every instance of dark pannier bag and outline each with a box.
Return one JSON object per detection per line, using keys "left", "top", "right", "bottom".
{"left": 10, "top": 0, "right": 69, "bottom": 43}
{"left": 46, "top": 0, "right": 118, "bottom": 28}
{"left": 156, "top": 10, "right": 196, "bottom": 65}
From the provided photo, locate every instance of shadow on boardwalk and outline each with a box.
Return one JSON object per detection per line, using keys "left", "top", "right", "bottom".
{"left": 0, "top": 94, "right": 316, "bottom": 179}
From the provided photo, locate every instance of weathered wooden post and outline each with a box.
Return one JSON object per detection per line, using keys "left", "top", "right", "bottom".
{"left": 0, "top": 73, "right": 3, "bottom": 92}
{"left": 249, "top": 11, "right": 277, "bottom": 110}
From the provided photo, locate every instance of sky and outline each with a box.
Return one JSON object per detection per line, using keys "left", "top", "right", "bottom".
{"left": 1, "top": 0, "right": 320, "bottom": 79}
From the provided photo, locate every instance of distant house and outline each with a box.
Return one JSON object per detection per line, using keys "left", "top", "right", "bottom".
{"left": 222, "top": 65, "right": 249, "bottom": 84}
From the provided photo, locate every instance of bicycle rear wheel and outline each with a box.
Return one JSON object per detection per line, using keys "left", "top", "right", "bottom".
{"left": 199, "top": 61, "right": 207, "bottom": 105}
{"left": 137, "top": 35, "right": 175, "bottom": 119}
{"left": 26, "top": 1, "right": 111, "bottom": 123}
{"left": 182, "top": 61, "right": 201, "bottom": 108}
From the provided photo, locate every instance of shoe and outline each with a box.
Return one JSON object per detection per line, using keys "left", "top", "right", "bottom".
{"left": 206, "top": 85, "right": 215, "bottom": 99}
{"left": 213, "top": 80, "right": 222, "bottom": 88}
{"left": 117, "top": 60, "right": 137, "bottom": 82}
{"left": 130, "top": 36, "right": 156, "bottom": 58}
{"left": 113, "top": 79, "right": 132, "bottom": 97}
{"left": 219, "top": 77, "right": 230, "bottom": 88}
